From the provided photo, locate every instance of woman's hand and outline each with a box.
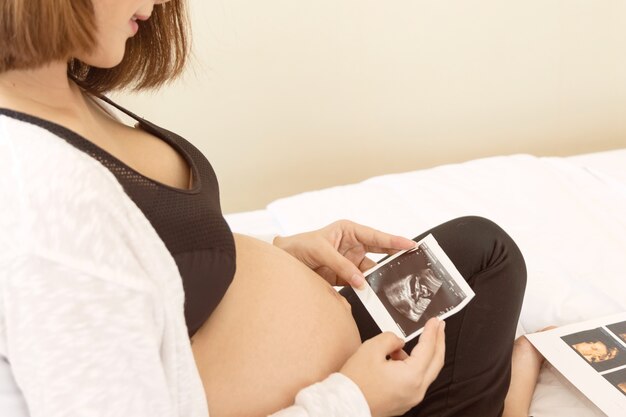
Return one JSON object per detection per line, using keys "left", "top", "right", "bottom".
{"left": 273, "top": 220, "right": 415, "bottom": 288}
{"left": 340, "top": 318, "right": 446, "bottom": 417}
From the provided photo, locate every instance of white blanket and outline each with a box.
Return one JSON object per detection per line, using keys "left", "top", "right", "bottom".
{"left": 227, "top": 150, "right": 626, "bottom": 416}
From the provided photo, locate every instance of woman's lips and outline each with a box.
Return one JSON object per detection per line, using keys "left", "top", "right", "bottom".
{"left": 129, "top": 14, "right": 149, "bottom": 36}
{"left": 129, "top": 19, "right": 139, "bottom": 35}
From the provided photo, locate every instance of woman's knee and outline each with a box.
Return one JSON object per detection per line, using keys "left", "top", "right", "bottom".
{"left": 421, "top": 216, "right": 527, "bottom": 289}
{"left": 460, "top": 216, "right": 527, "bottom": 291}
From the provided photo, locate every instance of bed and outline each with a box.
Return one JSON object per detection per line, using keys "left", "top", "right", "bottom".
{"left": 226, "top": 149, "right": 626, "bottom": 417}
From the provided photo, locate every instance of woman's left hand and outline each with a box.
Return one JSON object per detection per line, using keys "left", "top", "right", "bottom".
{"left": 273, "top": 220, "right": 416, "bottom": 289}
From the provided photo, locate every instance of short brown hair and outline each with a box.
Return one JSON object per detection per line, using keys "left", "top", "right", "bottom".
{"left": 0, "top": 0, "right": 189, "bottom": 93}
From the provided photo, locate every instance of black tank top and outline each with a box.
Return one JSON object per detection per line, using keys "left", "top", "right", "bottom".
{"left": 0, "top": 97, "right": 236, "bottom": 337}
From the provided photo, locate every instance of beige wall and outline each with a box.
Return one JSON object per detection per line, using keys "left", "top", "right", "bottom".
{"left": 113, "top": 0, "right": 626, "bottom": 213}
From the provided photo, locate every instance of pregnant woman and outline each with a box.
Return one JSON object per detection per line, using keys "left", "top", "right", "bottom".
{"left": 0, "top": 1, "right": 526, "bottom": 416}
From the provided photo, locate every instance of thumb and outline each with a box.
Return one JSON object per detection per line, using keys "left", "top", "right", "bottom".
{"left": 319, "top": 243, "right": 366, "bottom": 288}
{"left": 366, "top": 332, "right": 406, "bottom": 356}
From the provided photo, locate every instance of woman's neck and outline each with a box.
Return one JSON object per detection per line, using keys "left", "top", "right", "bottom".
{"left": 0, "top": 61, "right": 89, "bottom": 117}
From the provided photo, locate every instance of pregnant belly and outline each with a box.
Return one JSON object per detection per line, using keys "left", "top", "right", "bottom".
{"left": 191, "top": 234, "right": 362, "bottom": 417}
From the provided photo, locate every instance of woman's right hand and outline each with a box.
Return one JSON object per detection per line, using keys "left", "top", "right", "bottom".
{"left": 340, "top": 318, "right": 446, "bottom": 417}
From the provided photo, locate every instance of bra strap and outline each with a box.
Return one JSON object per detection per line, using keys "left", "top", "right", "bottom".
{"left": 67, "top": 73, "right": 147, "bottom": 124}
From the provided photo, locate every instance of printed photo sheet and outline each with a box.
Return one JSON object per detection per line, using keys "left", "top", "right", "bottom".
{"left": 527, "top": 312, "right": 626, "bottom": 416}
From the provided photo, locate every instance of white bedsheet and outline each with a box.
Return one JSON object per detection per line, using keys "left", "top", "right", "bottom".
{"left": 226, "top": 150, "right": 626, "bottom": 417}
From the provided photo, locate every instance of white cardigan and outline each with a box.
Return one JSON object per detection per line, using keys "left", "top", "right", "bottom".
{"left": 0, "top": 114, "right": 371, "bottom": 417}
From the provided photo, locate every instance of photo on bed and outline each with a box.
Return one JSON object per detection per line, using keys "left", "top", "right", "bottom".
{"left": 355, "top": 234, "right": 474, "bottom": 341}
{"left": 561, "top": 328, "right": 626, "bottom": 373}
{"left": 603, "top": 367, "right": 626, "bottom": 397}
{"left": 526, "top": 313, "right": 626, "bottom": 416}
{"left": 606, "top": 321, "right": 626, "bottom": 344}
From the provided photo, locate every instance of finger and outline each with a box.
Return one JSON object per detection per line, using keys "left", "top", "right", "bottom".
{"left": 314, "top": 266, "right": 344, "bottom": 286}
{"left": 364, "top": 245, "right": 414, "bottom": 256}
{"left": 389, "top": 348, "right": 409, "bottom": 361}
{"left": 318, "top": 242, "right": 367, "bottom": 288}
{"left": 366, "top": 332, "right": 406, "bottom": 357}
{"left": 424, "top": 320, "right": 446, "bottom": 384}
{"left": 349, "top": 223, "right": 416, "bottom": 253}
{"left": 406, "top": 318, "right": 441, "bottom": 372}
{"left": 539, "top": 325, "right": 557, "bottom": 332}
{"left": 358, "top": 256, "right": 377, "bottom": 272}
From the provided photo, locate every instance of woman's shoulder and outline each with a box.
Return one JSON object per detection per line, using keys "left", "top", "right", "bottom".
{"left": 0, "top": 112, "right": 120, "bottom": 188}
{"left": 1, "top": 114, "right": 130, "bottom": 236}
{"left": 0, "top": 115, "right": 181, "bottom": 294}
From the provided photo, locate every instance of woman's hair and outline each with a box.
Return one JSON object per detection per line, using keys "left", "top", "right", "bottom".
{"left": 0, "top": 0, "right": 189, "bottom": 93}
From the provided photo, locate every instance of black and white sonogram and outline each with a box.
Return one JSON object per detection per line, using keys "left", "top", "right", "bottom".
{"left": 366, "top": 241, "right": 468, "bottom": 337}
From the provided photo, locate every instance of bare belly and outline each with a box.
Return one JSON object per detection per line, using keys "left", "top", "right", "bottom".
{"left": 191, "top": 234, "right": 362, "bottom": 417}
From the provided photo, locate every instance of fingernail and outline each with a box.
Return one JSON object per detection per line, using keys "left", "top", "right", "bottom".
{"left": 352, "top": 274, "right": 366, "bottom": 290}
{"left": 440, "top": 321, "right": 446, "bottom": 330}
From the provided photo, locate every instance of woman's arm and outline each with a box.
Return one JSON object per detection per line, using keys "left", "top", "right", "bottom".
{"left": 3, "top": 255, "right": 193, "bottom": 417}
{"left": 269, "top": 373, "right": 371, "bottom": 417}
{"left": 502, "top": 335, "right": 545, "bottom": 417}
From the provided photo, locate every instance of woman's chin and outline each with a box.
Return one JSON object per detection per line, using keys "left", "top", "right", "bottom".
{"left": 76, "top": 48, "right": 126, "bottom": 69}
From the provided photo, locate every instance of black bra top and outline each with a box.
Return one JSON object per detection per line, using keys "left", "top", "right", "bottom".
{"left": 0, "top": 94, "right": 236, "bottom": 337}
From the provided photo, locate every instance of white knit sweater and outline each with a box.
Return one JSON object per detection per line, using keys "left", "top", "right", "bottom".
{"left": 0, "top": 114, "right": 371, "bottom": 417}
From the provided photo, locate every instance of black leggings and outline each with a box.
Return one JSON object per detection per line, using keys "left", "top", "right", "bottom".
{"left": 340, "top": 216, "right": 527, "bottom": 417}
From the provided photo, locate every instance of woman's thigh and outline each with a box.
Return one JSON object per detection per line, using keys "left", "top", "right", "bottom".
{"left": 191, "top": 234, "right": 361, "bottom": 417}
{"left": 341, "top": 216, "right": 527, "bottom": 417}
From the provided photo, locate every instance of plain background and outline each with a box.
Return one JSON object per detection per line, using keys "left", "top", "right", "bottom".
{"left": 113, "top": 0, "right": 626, "bottom": 213}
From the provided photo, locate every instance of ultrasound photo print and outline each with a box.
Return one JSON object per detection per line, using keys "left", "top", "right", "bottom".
{"left": 366, "top": 243, "right": 454, "bottom": 336}
{"left": 603, "top": 367, "right": 626, "bottom": 397}
{"left": 356, "top": 234, "right": 473, "bottom": 340}
{"left": 561, "top": 327, "right": 626, "bottom": 373}
{"left": 607, "top": 321, "right": 626, "bottom": 344}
